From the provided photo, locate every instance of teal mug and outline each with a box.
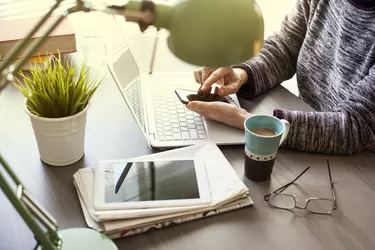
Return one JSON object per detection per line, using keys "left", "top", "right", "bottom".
{"left": 244, "top": 115, "right": 290, "bottom": 181}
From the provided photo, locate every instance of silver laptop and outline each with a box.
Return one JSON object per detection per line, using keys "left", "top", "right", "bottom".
{"left": 107, "top": 17, "right": 245, "bottom": 148}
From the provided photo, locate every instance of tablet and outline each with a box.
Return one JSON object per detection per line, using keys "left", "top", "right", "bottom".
{"left": 93, "top": 157, "right": 211, "bottom": 210}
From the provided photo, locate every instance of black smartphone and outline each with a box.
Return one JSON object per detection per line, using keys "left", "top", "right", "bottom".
{"left": 174, "top": 88, "right": 233, "bottom": 105}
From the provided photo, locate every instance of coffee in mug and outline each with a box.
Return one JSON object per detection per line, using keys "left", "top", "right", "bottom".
{"left": 250, "top": 127, "right": 277, "bottom": 136}
{"left": 244, "top": 115, "right": 290, "bottom": 181}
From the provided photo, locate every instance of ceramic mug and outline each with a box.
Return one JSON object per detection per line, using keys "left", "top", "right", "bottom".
{"left": 244, "top": 115, "right": 290, "bottom": 181}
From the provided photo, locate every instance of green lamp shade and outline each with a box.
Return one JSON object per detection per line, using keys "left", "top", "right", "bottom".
{"left": 136, "top": 0, "right": 264, "bottom": 67}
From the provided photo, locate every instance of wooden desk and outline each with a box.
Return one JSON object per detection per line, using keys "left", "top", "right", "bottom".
{"left": 1, "top": 21, "right": 375, "bottom": 250}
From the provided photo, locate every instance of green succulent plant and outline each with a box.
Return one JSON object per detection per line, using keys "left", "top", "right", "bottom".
{"left": 14, "top": 52, "right": 103, "bottom": 118}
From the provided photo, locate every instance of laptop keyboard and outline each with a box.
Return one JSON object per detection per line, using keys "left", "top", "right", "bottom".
{"left": 152, "top": 85, "right": 207, "bottom": 141}
{"left": 125, "top": 80, "right": 144, "bottom": 128}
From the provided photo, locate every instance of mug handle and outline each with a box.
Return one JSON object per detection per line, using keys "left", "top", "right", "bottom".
{"left": 279, "top": 119, "right": 290, "bottom": 146}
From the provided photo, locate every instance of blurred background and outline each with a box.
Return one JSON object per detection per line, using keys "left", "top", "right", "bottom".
{"left": 0, "top": 0, "right": 298, "bottom": 95}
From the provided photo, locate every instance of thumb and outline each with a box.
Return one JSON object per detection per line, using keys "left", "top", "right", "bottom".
{"left": 187, "top": 101, "right": 200, "bottom": 111}
{"left": 186, "top": 101, "right": 194, "bottom": 110}
{"left": 187, "top": 101, "right": 209, "bottom": 112}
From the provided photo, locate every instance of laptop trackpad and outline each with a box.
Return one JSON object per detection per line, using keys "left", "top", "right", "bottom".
{"left": 204, "top": 119, "right": 245, "bottom": 145}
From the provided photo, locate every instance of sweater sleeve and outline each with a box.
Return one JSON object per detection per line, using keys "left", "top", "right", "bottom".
{"left": 274, "top": 65, "right": 375, "bottom": 154}
{"left": 235, "top": 0, "right": 310, "bottom": 99}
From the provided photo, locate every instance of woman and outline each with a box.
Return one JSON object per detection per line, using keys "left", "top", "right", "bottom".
{"left": 188, "top": 0, "right": 375, "bottom": 155}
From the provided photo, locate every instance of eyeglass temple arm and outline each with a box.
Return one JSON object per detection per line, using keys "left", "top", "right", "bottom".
{"left": 264, "top": 167, "right": 310, "bottom": 201}
{"left": 326, "top": 159, "right": 337, "bottom": 209}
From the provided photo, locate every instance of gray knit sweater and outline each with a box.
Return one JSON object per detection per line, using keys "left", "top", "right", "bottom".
{"left": 236, "top": 0, "right": 375, "bottom": 155}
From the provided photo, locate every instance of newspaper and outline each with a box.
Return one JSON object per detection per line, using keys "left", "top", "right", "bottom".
{"left": 73, "top": 143, "right": 253, "bottom": 236}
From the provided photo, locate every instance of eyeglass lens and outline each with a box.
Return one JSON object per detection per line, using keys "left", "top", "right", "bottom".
{"left": 306, "top": 199, "right": 334, "bottom": 214}
{"left": 268, "top": 194, "right": 296, "bottom": 209}
{"left": 268, "top": 194, "right": 334, "bottom": 213}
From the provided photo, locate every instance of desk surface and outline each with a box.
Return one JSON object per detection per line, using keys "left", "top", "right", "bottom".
{"left": 1, "top": 19, "right": 375, "bottom": 250}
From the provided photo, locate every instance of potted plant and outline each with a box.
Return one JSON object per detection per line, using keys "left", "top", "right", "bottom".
{"left": 14, "top": 53, "right": 103, "bottom": 166}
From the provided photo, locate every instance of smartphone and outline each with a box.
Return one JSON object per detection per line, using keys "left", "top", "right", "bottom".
{"left": 174, "top": 88, "right": 236, "bottom": 106}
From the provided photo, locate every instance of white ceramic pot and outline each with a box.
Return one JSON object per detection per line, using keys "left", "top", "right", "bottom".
{"left": 25, "top": 101, "right": 90, "bottom": 166}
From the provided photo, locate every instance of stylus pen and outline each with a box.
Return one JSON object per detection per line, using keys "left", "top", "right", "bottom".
{"left": 115, "top": 162, "right": 133, "bottom": 193}
{"left": 149, "top": 30, "right": 159, "bottom": 75}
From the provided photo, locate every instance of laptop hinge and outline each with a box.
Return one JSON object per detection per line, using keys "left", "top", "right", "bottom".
{"left": 149, "top": 133, "right": 156, "bottom": 140}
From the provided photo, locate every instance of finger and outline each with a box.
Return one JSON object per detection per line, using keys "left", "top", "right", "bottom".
{"left": 197, "top": 71, "right": 203, "bottom": 85}
{"left": 223, "top": 75, "right": 232, "bottom": 85}
{"left": 187, "top": 100, "right": 208, "bottom": 110}
{"left": 194, "top": 69, "right": 203, "bottom": 84}
{"left": 219, "top": 81, "right": 241, "bottom": 96}
{"left": 187, "top": 101, "right": 223, "bottom": 122}
{"left": 217, "top": 78, "right": 225, "bottom": 86}
{"left": 214, "top": 86, "right": 219, "bottom": 95}
{"left": 187, "top": 101, "right": 210, "bottom": 116}
{"left": 201, "top": 67, "right": 231, "bottom": 91}
{"left": 187, "top": 101, "right": 198, "bottom": 111}
{"left": 189, "top": 101, "right": 246, "bottom": 129}
{"left": 201, "top": 67, "right": 214, "bottom": 85}
{"left": 198, "top": 85, "right": 212, "bottom": 93}
{"left": 193, "top": 70, "right": 200, "bottom": 84}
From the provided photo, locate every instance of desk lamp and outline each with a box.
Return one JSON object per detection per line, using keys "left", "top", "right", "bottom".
{"left": 0, "top": 0, "right": 264, "bottom": 249}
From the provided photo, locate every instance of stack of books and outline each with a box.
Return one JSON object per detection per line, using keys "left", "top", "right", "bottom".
{"left": 0, "top": 15, "right": 76, "bottom": 70}
{"left": 73, "top": 143, "right": 253, "bottom": 239}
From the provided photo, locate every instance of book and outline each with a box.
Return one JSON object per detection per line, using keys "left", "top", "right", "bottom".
{"left": 0, "top": 54, "right": 48, "bottom": 71}
{"left": 0, "top": 16, "right": 76, "bottom": 61}
{"left": 73, "top": 143, "right": 253, "bottom": 239}
{"left": 0, "top": 53, "right": 73, "bottom": 72}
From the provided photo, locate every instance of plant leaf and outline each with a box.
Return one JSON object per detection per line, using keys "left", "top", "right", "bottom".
{"left": 12, "top": 51, "right": 102, "bottom": 118}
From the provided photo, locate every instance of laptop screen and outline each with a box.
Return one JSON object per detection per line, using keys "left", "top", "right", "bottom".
{"left": 109, "top": 16, "right": 146, "bottom": 133}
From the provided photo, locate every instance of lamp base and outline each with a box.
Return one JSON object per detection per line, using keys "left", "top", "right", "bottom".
{"left": 37, "top": 228, "right": 118, "bottom": 250}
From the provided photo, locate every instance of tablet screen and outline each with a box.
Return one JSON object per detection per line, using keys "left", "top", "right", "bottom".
{"left": 103, "top": 160, "right": 200, "bottom": 203}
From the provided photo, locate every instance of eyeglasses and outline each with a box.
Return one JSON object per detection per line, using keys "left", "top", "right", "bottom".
{"left": 264, "top": 159, "right": 337, "bottom": 214}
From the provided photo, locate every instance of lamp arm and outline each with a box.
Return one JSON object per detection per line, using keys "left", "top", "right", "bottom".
{"left": 0, "top": 2, "right": 155, "bottom": 248}
{"left": 0, "top": 3, "right": 91, "bottom": 89}
{"left": 9, "top": 16, "right": 66, "bottom": 81}
{"left": 0, "top": 155, "right": 61, "bottom": 250}
{"left": 0, "top": 1, "right": 263, "bottom": 248}
{"left": 0, "top": 1, "right": 154, "bottom": 93}
{"left": 106, "top": 3, "right": 155, "bottom": 31}
{"left": 0, "top": 151, "right": 22, "bottom": 185}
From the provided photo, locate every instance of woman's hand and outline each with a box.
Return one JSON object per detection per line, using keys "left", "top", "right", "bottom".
{"left": 193, "top": 67, "right": 248, "bottom": 96}
{"left": 187, "top": 101, "right": 251, "bottom": 130}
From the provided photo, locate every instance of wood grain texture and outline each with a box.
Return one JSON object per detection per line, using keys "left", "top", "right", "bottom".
{"left": 2, "top": 74, "right": 375, "bottom": 249}
{"left": 2, "top": 30, "right": 375, "bottom": 250}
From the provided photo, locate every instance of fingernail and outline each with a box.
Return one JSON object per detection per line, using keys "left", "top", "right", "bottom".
{"left": 187, "top": 103, "right": 193, "bottom": 110}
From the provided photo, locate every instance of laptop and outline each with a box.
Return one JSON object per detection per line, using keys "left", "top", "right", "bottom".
{"left": 107, "top": 16, "right": 245, "bottom": 148}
